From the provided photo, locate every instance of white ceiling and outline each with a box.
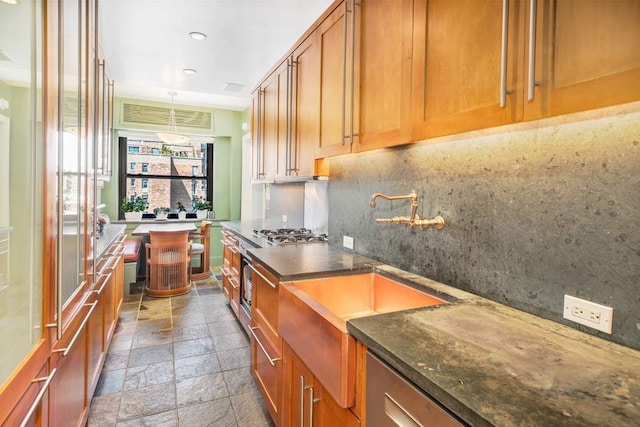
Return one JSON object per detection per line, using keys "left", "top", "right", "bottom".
{"left": 99, "top": 0, "right": 334, "bottom": 111}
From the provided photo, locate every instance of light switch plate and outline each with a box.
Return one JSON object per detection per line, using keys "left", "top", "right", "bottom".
{"left": 343, "top": 235, "right": 354, "bottom": 250}
{"left": 563, "top": 295, "right": 613, "bottom": 334}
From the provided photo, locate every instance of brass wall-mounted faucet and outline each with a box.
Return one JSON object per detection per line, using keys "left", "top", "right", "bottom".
{"left": 369, "top": 190, "right": 445, "bottom": 229}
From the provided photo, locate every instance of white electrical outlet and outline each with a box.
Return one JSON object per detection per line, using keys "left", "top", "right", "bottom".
{"left": 563, "top": 295, "right": 613, "bottom": 334}
{"left": 343, "top": 235, "right": 354, "bottom": 250}
{"left": 282, "top": 215, "right": 287, "bottom": 223}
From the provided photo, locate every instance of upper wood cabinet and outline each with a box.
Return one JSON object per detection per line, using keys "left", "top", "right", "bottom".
{"left": 352, "top": 0, "right": 414, "bottom": 152}
{"left": 411, "top": 0, "right": 525, "bottom": 141}
{"left": 316, "top": 2, "right": 353, "bottom": 158}
{"left": 316, "top": 0, "right": 415, "bottom": 157}
{"left": 524, "top": 0, "right": 640, "bottom": 119}
{"left": 284, "top": 35, "right": 319, "bottom": 179}
{"left": 412, "top": 0, "right": 640, "bottom": 141}
{"left": 253, "top": 34, "right": 320, "bottom": 182}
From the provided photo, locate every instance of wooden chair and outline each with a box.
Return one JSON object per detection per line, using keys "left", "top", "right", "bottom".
{"left": 145, "top": 230, "right": 192, "bottom": 297}
{"left": 190, "top": 221, "right": 212, "bottom": 280}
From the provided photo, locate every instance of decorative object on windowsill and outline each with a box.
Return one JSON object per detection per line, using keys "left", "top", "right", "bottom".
{"left": 156, "top": 91, "right": 190, "bottom": 144}
{"left": 176, "top": 201, "right": 187, "bottom": 220}
{"left": 193, "top": 198, "right": 213, "bottom": 219}
{"left": 121, "top": 195, "right": 148, "bottom": 221}
{"left": 153, "top": 206, "right": 170, "bottom": 220}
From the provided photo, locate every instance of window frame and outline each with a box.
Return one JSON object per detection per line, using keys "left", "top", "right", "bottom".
{"left": 118, "top": 136, "right": 214, "bottom": 219}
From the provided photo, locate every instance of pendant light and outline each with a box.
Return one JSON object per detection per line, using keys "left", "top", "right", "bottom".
{"left": 157, "top": 91, "right": 190, "bottom": 144}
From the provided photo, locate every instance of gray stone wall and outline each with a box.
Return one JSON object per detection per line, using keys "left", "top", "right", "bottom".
{"left": 327, "top": 102, "right": 640, "bottom": 350}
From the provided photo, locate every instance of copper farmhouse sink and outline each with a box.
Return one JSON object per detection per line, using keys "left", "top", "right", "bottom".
{"left": 279, "top": 273, "right": 446, "bottom": 408}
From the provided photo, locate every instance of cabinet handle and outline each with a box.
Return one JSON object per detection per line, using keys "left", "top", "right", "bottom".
{"left": 249, "top": 326, "right": 281, "bottom": 366}
{"left": 94, "top": 271, "right": 113, "bottom": 296}
{"left": 384, "top": 392, "right": 423, "bottom": 427}
{"left": 53, "top": 301, "right": 98, "bottom": 357}
{"left": 246, "top": 263, "right": 276, "bottom": 289}
{"left": 527, "top": 0, "right": 540, "bottom": 101}
{"left": 499, "top": 0, "right": 512, "bottom": 108}
{"left": 341, "top": 1, "right": 349, "bottom": 145}
{"left": 349, "top": 0, "right": 356, "bottom": 146}
{"left": 287, "top": 57, "right": 293, "bottom": 174}
{"left": 300, "top": 376, "right": 306, "bottom": 427}
{"left": 19, "top": 368, "right": 57, "bottom": 427}
{"left": 308, "top": 383, "right": 320, "bottom": 427}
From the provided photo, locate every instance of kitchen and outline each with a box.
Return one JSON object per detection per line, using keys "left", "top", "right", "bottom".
{"left": 1, "top": 0, "right": 639, "bottom": 426}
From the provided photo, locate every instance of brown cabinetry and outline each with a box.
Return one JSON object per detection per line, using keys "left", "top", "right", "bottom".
{"left": 221, "top": 231, "right": 241, "bottom": 312}
{"left": 283, "top": 342, "right": 360, "bottom": 427}
{"left": 525, "top": 0, "right": 640, "bottom": 119}
{"left": 412, "top": 0, "right": 640, "bottom": 141}
{"left": 250, "top": 260, "right": 283, "bottom": 425}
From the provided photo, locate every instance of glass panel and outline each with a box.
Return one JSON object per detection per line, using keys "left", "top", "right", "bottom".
{"left": 126, "top": 178, "right": 208, "bottom": 213}
{"left": 0, "top": 0, "right": 44, "bottom": 385}
{"left": 60, "top": 0, "right": 85, "bottom": 306}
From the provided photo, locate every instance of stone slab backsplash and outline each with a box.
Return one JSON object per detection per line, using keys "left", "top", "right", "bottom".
{"left": 328, "top": 102, "right": 640, "bottom": 350}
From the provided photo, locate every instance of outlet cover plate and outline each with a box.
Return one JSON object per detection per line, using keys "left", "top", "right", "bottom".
{"left": 563, "top": 295, "right": 613, "bottom": 334}
{"left": 343, "top": 235, "right": 354, "bottom": 250}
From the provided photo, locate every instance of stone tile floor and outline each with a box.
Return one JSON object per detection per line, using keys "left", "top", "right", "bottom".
{"left": 87, "top": 275, "right": 273, "bottom": 427}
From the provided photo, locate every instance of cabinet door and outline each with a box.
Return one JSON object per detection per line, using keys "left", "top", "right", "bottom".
{"left": 251, "top": 261, "right": 280, "bottom": 348}
{"left": 525, "top": 0, "right": 640, "bottom": 119}
{"left": 352, "top": 0, "right": 414, "bottom": 152}
{"left": 251, "top": 327, "right": 283, "bottom": 426}
{"left": 276, "top": 60, "right": 292, "bottom": 179}
{"left": 290, "top": 34, "right": 320, "bottom": 178}
{"left": 287, "top": 345, "right": 317, "bottom": 427}
{"left": 260, "top": 72, "right": 279, "bottom": 182}
{"left": 251, "top": 90, "right": 262, "bottom": 180}
{"left": 412, "top": 0, "right": 524, "bottom": 141}
{"left": 317, "top": 1, "right": 354, "bottom": 158}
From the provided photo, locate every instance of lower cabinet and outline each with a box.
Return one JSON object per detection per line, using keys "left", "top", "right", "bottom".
{"left": 366, "top": 351, "right": 463, "bottom": 427}
{"left": 283, "top": 342, "right": 360, "bottom": 427}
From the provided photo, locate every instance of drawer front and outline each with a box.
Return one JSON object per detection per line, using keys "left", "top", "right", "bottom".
{"left": 250, "top": 324, "right": 282, "bottom": 426}
{"left": 251, "top": 261, "right": 280, "bottom": 348}
{"left": 366, "top": 352, "right": 463, "bottom": 427}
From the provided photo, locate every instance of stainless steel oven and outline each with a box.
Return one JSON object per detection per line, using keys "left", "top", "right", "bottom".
{"left": 238, "top": 241, "right": 254, "bottom": 317}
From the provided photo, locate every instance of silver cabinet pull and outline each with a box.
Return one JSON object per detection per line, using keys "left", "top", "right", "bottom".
{"left": 308, "top": 384, "right": 320, "bottom": 427}
{"left": 19, "top": 368, "right": 57, "bottom": 427}
{"left": 341, "top": 1, "right": 349, "bottom": 145}
{"left": 349, "top": 0, "right": 356, "bottom": 146}
{"left": 53, "top": 301, "right": 98, "bottom": 357}
{"left": 500, "top": 0, "right": 511, "bottom": 108}
{"left": 384, "top": 392, "right": 423, "bottom": 427}
{"left": 300, "top": 375, "right": 306, "bottom": 427}
{"left": 93, "top": 271, "right": 113, "bottom": 296}
{"left": 249, "top": 326, "right": 280, "bottom": 366}
{"left": 527, "top": 0, "right": 540, "bottom": 101}
{"left": 247, "top": 263, "right": 276, "bottom": 289}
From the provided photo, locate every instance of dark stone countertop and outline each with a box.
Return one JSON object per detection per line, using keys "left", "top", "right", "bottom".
{"left": 348, "top": 273, "right": 640, "bottom": 426}
{"left": 247, "top": 244, "right": 380, "bottom": 281}
{"left": 221, "top": 221, "right": 640, "bottom": 426}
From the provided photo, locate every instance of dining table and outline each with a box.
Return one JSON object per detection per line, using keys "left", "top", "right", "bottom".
{"left": 131, "top": 222, "right": 198, "bottom": 284}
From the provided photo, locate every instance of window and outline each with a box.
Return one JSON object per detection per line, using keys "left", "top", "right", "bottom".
{"left": 151, "top": 148, "right": 159, "bottom": 154}
{"left": 130, "top": 162, "right": 136, "bottom": 170}
{"left": 118, "top": 136, "right": 213, "bottom": 218}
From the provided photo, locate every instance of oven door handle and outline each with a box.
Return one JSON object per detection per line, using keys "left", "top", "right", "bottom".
{"left": 246, "top": 263, "right": 276, "bottom": 289}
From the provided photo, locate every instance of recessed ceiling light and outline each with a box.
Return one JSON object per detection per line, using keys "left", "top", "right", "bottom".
{"left": 1, "top": 0, "right": 18, "bottom": 5}
{"left": 189, "top": 32, "right": 207, "bottom": 41}
{"left": 183, "top": 69, "right": 197, "bottom": 75}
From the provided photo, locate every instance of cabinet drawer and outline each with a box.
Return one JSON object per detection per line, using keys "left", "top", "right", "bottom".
{"left": 250, "top": 324, "right": 282, "bottom": 426}
{"left": 366, "top": 351, "right": 464, "bottom": 427}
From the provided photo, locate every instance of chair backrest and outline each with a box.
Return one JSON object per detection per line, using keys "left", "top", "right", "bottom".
{"left": 149, "top": 230, "right": 190, "bottom": 248}
{"left": 200, "top": 221, "right": 212, "bottom": 237}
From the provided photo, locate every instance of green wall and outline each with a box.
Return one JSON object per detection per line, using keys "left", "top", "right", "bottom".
{"left": 102, "top": 98, "right": 244, "bottom": 268}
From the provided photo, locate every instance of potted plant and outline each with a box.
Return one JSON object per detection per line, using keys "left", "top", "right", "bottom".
{"left": 193, "top": 198, "right": 213, "bottom": 219}
{"left": 153, "top": 206, "right": 170, "bottom": 220}
{"left": 176, "top": 201, "right": 187, "bottom": 220}
{"left": 121, "top": 195, "right": 147, "bottom": 221}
